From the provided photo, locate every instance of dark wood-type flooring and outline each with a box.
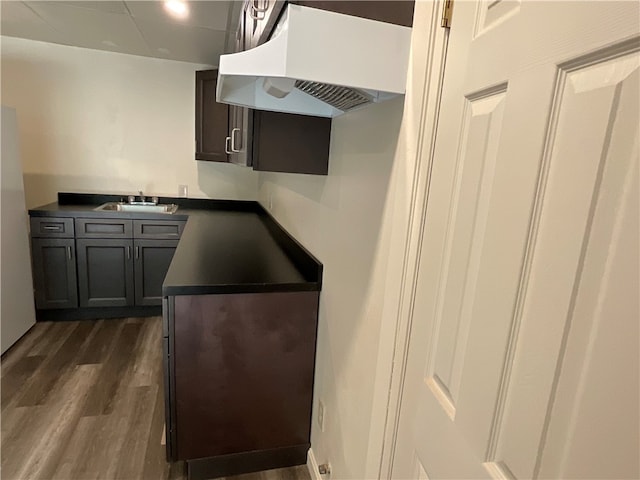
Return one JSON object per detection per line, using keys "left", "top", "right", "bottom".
{"left": 1, "top": 317, "right": 311, "bottom": 480}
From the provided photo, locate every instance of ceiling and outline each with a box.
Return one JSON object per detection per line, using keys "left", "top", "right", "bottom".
{"left": 0, "top": 1, "right": 242, "bottom": 64}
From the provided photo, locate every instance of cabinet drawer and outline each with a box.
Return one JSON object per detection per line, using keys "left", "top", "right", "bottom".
{"left": 30, "top": 217, "right": 74, "bottom": 238}
{"left": 75, "top": 218, "right": 133, "bottom": 238}
{"left": 134, "top": 220, "right": 185, "bottom": 239}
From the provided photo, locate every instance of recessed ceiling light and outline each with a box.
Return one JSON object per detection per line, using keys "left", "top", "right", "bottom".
{"left": 164, "top": 0, "right": 189, "bottom": 19}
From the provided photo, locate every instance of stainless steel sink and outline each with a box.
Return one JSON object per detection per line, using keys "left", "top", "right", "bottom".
{"left": 94, "top": 202, "right": 179, "bottom": 214}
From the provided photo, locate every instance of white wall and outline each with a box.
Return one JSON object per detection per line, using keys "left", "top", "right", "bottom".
{"left": 257, "top": 5, "right": 432, "bottom": 477}
{"left": 0, "top": 36, "right": 258, "bottom": 209}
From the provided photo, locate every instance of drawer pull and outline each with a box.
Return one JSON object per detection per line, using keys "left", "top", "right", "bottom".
{"left": 231, "top": 128, "right": 241, "bottom": 152}
{"left": 43, "top": 225, "right": 62, "bottom": 231}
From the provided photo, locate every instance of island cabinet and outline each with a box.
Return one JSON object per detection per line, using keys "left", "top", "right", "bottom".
{"left": 163, "top": 291, "right": 320, "bottom": 479}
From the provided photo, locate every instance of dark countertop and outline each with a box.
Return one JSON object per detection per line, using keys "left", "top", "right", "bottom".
{"left": 29, "top": 193, "right": 322, "bottom": 296}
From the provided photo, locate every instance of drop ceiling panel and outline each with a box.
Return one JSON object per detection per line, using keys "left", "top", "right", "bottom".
{"left": 0, "top": 2, "right": 69, "bottom": 45}
{"left": 126, "top": 1, "right": 231, "bottom": 31}
{"left": 0, "top": 1, "right": 237, "bottom": 64}
{"left": 133, "top": 16, "right": 226, "bottom": 64}
{"left": 56, "top": 1, "right": 129, "bottom": 15}
{"left": 26, "top": 1, "right": 151, "bottom": 56}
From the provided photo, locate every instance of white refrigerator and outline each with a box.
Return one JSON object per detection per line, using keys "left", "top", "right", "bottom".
{"left": 1, "top": 106, "right": 36, "bottom": 354}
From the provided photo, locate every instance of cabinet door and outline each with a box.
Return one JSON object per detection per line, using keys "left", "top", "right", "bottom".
{"left": 172, "top": 292, "right": 319, "bottom": 461}
{"left": 291, "top": 1, "right": 415, "bottom": 27}
{"left": 31, "top": 238, "right": 78, "bottom": 309}
{"left": 196, "top": 69, "right": 229, "bottom": 163}
{"left": 228, "top": 105, "right": 253, "bottom": 167}
{"left": 134, "top": 240, "right": 178, "bottom": 306}
{"left": 76, "top": 239, "right": 134, "bottom": 308}
{"left": 253, "top": 110, "right": 331, "bottom": 174}
{"left": 242, "top": 0, "right": 286, "bottom": 49}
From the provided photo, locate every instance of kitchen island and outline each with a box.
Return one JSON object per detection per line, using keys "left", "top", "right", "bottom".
{"left": 29, "top": 193, "right": 322, "bottom": 480}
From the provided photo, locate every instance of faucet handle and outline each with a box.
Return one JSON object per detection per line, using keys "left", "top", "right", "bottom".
{"left": 152, "top": 196, "right": 158, "bottom": 204}
{"left": 128, "top": 195, "right": 135, "bottom": 204}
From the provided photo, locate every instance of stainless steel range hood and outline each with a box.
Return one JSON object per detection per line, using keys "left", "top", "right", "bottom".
{"left": 216, "top": 5, "right": 412, "bottom": 118}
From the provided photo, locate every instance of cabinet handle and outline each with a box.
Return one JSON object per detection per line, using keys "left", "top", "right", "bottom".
{"left": 248, "top": 2, "right": 266, "bottom": 20}
{"left": 231, "top": 128, "right": 241, "bottom": 153}
{"left": 252, "top": 0, "right": 269, "bottom": 13}
{"left": 43, "top": 225, "right": 62, "bottom": 231}
{"left": 127, "top": 246, "right": 131, "bottom": 260}
{"left": 67, "top": 246, "right": 72, "bottom": 260}
{"left": 135, "top": 246, "right": 140, "bottom": 260}
{"left": 225, "top": 136, "right": 233, "bottom": 154}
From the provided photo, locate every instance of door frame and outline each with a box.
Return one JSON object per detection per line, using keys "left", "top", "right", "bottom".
{"left": 374, "top": 1, "right": 451, "bottom": 478}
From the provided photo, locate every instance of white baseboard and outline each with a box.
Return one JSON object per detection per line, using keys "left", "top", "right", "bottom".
{"left": 307, "top": 448, "right": 323, "bottom": 480}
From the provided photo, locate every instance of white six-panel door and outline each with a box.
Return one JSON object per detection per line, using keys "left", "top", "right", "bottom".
{"left": 391, "top": 1, "right": 639, "bottom": 478}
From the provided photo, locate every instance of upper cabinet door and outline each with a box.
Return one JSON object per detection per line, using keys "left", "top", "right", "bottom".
{"left": 291, "top": 1, "right": 415, "bottom": 27}
{"left": 195, "top": 69, "right": 229, "bottom": 163}
{"left": 242, "top": 0, "right": 286, "bottom": 50}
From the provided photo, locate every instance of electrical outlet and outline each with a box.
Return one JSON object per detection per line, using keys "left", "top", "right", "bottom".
{"left": 178, "top": 185, "right": 188, "bottom": 198}
{"left": 318, "top": 463, "right": 331, "bottom": 476}
{"left": 318, "top": 400, "right": 325, "bottom": 432}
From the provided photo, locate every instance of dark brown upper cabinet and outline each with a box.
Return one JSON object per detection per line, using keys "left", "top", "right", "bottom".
{"left": 195, "top": 69, "right": 229, "bottom": 162}
{"left": 241, "top": 0, "right": 414, "bottom": 50}
{"left": 242, "top": 0, "right": 286, "bottom": 50}
{"left": 207, "top": 0, "right": 414, "bottom": 175}
{"left": 198, "top": 73, "right": 330, "bottom": 175}
{"left": 252, "top": 110, "right": 331, "bottom": 175}
{"left": 293, "top": 1, "right": 415, "bottom": 27}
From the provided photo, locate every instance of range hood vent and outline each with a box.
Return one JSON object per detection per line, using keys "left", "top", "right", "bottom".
{"left": 217, "top": 5, "right": 412, "bottom": 118}
{"left": 294, "top": 81, "right": 373, "bottom": 112}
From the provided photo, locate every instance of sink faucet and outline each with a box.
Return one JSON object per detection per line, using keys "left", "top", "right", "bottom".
{"left": 139, "top": 190, "right": 146, "bottom": 203}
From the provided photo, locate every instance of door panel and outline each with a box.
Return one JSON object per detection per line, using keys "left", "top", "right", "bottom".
{"left": 76, "top": 239, "right": 134, "bottom": 308}
{"left": 196, "top": 69, "right": 229, "bottom": 163}
{"left": 134, "top": 240, "right": 178, "bottom": 306}
{"left": 488, "top": 47, "right": 640, "bottom": 479}
{"left": 392, "top": 2, "right": 639, "bottom": 479}
{"left": 31, "top": 238, "right": 78, "bottom": 310}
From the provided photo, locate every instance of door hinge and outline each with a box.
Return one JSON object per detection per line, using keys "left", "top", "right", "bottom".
{"left": 441, "top": 0, "right": 454, "bottom": 28}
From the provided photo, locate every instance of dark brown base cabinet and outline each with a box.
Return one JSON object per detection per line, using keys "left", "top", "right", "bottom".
{"left": 30, "top": 215, "right": 185, "bottom": 319}
{"left": 77, "top": 238, "right": 135, "bottom": 308}
{"left": 135, "top": 240, "right": 179, "bottom": 306}
{"left": 31, "top": 238, "right": 78, "bottom": 309}
{"left": 163, "top": 292, "right": 320, "bottom": 479}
